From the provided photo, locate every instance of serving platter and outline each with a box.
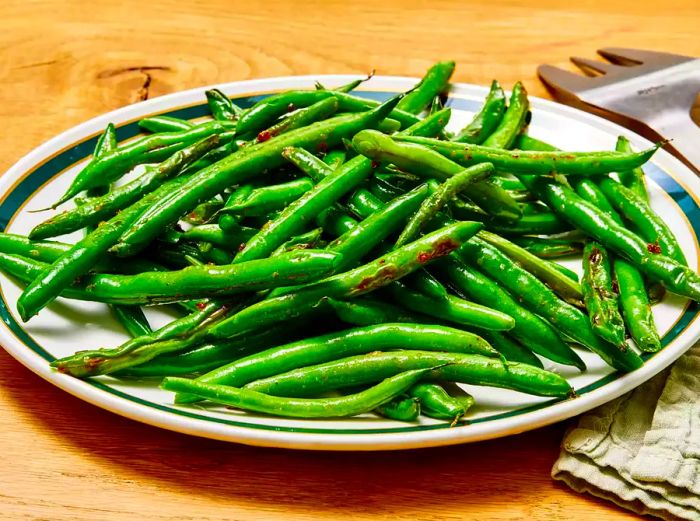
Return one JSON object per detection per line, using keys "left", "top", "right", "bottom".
{"left": 0, "top": 75, "right": 698, "bottom": 450}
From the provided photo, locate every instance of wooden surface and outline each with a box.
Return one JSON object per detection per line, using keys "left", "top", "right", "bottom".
{"left": 2, "top": 0, "right": 699, "bottom": 519}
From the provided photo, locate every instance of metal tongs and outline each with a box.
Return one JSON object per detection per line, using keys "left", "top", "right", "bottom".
{"left": 538, "top": 47, "right": 700, "bottom": 174}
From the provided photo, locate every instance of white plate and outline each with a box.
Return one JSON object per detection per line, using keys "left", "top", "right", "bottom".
{"left": 0, "top": 75, "right": 698, "bottom": 451}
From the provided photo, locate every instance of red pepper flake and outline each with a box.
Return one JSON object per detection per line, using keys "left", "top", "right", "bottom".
{"left": 196, "top": 302, "right": 208, "bottom": 310}
{"left": 316, "top": 142, "right": 328, "bottom": 153}
{"left": 588, "top": 247, "right": 601, "bottom": 264}
{"left": 647, "top": 242, "right": 662, "bottom": 254}
{"left": 256, "top": 130, "right": 272, "bottom": 143}
{"left": 287, "top": 103, "right": 296, "bottom": 112}
{"left": 238, "top": 242, "right": 246, "bottom": 252}
{"left": 612, "top": 279, "right": 620, "bottom": 294}
{"left": 371, "top": 160, "right": 380, "bottom": 169}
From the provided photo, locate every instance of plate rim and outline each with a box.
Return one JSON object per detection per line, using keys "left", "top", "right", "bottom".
{"left": 1, "top": 74, "right": 699, "bottom": 450}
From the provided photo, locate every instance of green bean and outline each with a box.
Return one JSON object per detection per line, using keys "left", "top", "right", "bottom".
{"left": 54, "top": 121, "right": 236, "bottom": 207}
{"left": 202, "top": 222, "right": 483, "bottom": 341}
{"left": 94, "top": 123, "right": 118, "bottom": 157}
{"left": 397, "top": 60, "right": 455, "bottom": 114}
{"left": 77, "top": 250, "right": 341, "bottom": 304}
{"left": 395, "top": 164, "right": 496, "bottom": 247}
{"left": 18, "top": 172, "right": 199, "bottom": 320}
{"left": 408, "top": 382, "right": 465, "bottom": 422}
{"left": 352, "top": 130, "right": 522, "bottom": 223}
{"left": 243, "top": 350, "right": 573, "bottom": 398}
{"left": 323, "top": 149, "right": 346, "bottom": 170}
{"left": 598, "top": 177, "right": 686, "bottom": 265}
{"left": 110, "top": 305, "right": 152, "bottom": 337}
{"left": 283, "top": 147, "right": 335, "bottom": 183}
{"left": 327, "top": 297, "right": 432, "bottom": 326}
{"left": 316, "top": 73, "right": 373, "bottom": 93}
{"left": 455, "top": 204, "right": 573, "bottom": 235}
{"left": 459, "top": 238, "right": 643, "bottom": 372}
{"left": 615, "top": 259, "right": 661, "bottom": 352}
{"left": 547, "top": 259, "right": 580, "bottom": 283}
{"left": 185, "top": 323, "right": 498, "bottom": 401}
{"left": 385, "top": 281, "right": 515, "bottom": 331}
{"left": 30, "top": 136, "right": 220, "bottom": 240}
{"left": 235, "top": 90, "right": 420, "bottom": 136}
{"left": 0, "top": 233, "right": 80, "bottom": 264}
{"left": 519, "top": 137, "right": 661, "bottom": 348}
{"left": 271, "top": 228, "right": 325, "bottom": 256}
{"left": 490, "top": 176, "right": 527, "bottom": 192}
{"left": 183, "top": 139, "right": 242, "bottom": 175}
{"left": 511, "top": 236, "right": 582, "bottom": 258}
{"left": 117, "top": 320, "right": 306, "bottom": 377}
{"left": 0, "top": 239, "right": 167, "bottom": 277}
{"left": 454, "top": 80, "right": 506, "bottom": 144}
{"left": 375, "top": 395, "right": 421, "bottom": 421}
{"left": 582, "top": 241, "right": 626, "bottom": 347}
{"left": 616, "top": 136, "right": 649, "bottom": 202}
{"left": 52, "top": 300, "right": 232, "bottom": 377}
{"left": 84, "top": 128, "right": 153, "bottom": 339}
{"left": 392, "top": 135, "right": 660, "bottom": 176}
{"left": 206, "top": 89, "right": 242, "bottom": 121}
{"left": 482, "top": 82, "right": 529, "bottom": 149}
{"left": 219, "top": 178, "right": 314, "bottom": 217}
{"left": 479, "top": 331, "right": 543, "bottom": 367}
{"left": 0, "top": 252, "right": 259, "bottom": 305}
{"left": 282, "top": 109, "right": 452, "bottom": 186}
{"left": 111, "top": 96, "right": 403, "bottom": 257}
{"left": 139, "top": 116, "right": 194, "bottom": 133}
{"left": 526, "top": 178, "right": 700, "bottom": 302}
{"left": 568, "top": 177, "right": 661, "bottom": 349}
{"left": 477, "top": 230, "right": 583, "bottom": 307}
{"left": 233, "top": 155, "right": 374, "bottom": 262}
{"left": 404, "top": 270, "right": 448, "bottom": 299}
{"left": 401, "top": 107, "right": 452, "bottom": 138}
{"left": 180, "top": 224, "right": 256, "bottom": 248}
{"left": 437, "top": 256, "right": 585, "bottom": 369}
{"left": 163, "top": 368, "right": 436, "bottom": 419}
{"left": 183, "top": 197, "right": 225, "bottom": 225}
{"left": 255, "top": 97, "right": 339, "bottom": 143}
{"left": 327, "top": 184, "right": 429, "bottom": 271}
{"left": 242, "top": 125, "right": 432, "bottom": 265}
{"left": 318, "top": 207, "right": 359, "bottom": 237}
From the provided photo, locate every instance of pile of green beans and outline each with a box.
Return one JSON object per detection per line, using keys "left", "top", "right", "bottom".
{"left": 2, "top": 60, "right": 691, "bottom": 424}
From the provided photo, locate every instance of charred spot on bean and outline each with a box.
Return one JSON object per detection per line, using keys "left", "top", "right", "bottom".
{"left": 588, "top": 247, "right": 602, "bottom": 264}
{"left": 612, "top": 279, "right": 620, "bottom": 294}
{"left": 86, "top": 357, "right": 105, "bottom": 371}
{"left": 355, "top": 265, "right": 398, "bottom": 292}
{"left": 647, "top": 242, "right": 662, "bottom": 254}
{"left": 417, "top": 239, "right": 460, "bottom": 264}
{"left": 256, "top": 130, "right": 272, "bottom": 143}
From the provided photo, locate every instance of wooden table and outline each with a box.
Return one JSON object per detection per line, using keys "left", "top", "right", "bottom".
{"left": 2, "top": 1, "right": 699, "bottom": 519}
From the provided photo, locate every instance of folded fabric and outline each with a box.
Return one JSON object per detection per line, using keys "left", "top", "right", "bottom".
{"left": 552, "top": 344, "right": 700, "bottom": 521}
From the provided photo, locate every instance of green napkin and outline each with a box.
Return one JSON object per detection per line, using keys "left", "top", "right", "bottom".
{"left": 552, "top": 344, "right": 700, "bottom": 520}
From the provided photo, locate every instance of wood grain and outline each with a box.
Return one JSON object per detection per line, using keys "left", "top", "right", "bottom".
{"left": 1, "top": 0, "right": 698, "bottom": 519}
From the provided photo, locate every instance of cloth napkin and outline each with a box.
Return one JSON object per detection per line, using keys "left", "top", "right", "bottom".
{"left": 552, "top": 344, "right": 700, "bottom": 520}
